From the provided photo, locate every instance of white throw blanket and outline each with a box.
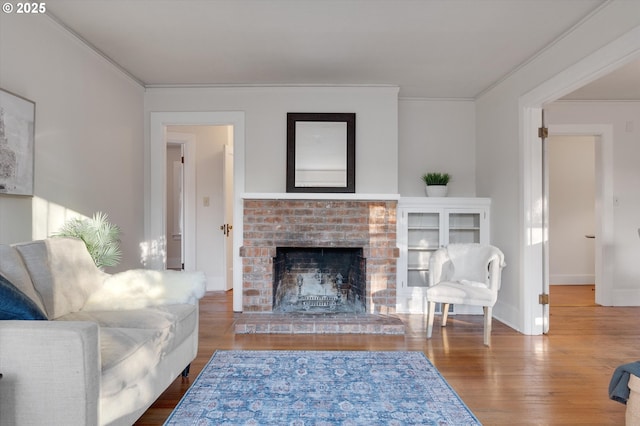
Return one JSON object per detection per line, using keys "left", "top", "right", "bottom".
{"left": 82, "top": 269, "right": 206, "bottom": 311}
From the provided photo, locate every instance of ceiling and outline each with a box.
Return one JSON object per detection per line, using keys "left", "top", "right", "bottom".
{"left": 561, "top": 57, "right": 640, "bottom": 100}
{"left": 44, "top": 0, "right": 637, "bottom": 99}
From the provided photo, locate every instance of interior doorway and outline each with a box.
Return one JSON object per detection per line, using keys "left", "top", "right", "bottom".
{"left": 166, "top": 125, "right": 233, "bottom": 291}
{"left": 519, "top": 27, "right": 640, "bottom": 335}
{"left": 148, "top": 111, "right": 245, "bottom": 309}
{"left": 164, "top": 132, "right": 196, "bottom": 272}
{"left": 547, "top": 134, "right": 597, "bottom": 306}
{"left": 165, "top": 142, "right": 184, "bottom": 270}
{"left": 545, "top": 124, "right": 613, "bottom": 313}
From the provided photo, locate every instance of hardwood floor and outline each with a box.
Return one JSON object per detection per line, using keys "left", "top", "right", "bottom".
{"left": 135, "top": 287, "right": 640, "bottom": 425}
{"left": 550, "top": 284, "right": 597, "bottom": 307}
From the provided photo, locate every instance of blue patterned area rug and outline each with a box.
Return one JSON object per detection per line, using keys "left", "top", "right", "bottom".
{"left": 165, "top": 350, "right": 481, "bottom": 426}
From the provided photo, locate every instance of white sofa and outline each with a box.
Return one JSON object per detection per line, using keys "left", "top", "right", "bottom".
{"left": 0, "top": 237, "right": 205, "bottom": 426}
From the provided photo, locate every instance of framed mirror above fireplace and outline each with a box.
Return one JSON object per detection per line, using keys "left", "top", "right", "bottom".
{"left": 286, "top": 112, "right": 356, "bottom": 193}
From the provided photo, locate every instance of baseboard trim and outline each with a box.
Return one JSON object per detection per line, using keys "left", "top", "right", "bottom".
{"left": 612, "top": 289, "right": 640, "bottom": 306}
{"left": 549, "top": 274, "right": 594, "bottom": 285}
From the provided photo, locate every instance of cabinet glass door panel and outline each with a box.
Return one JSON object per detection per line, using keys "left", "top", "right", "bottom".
{"left": 406, "top": 211, "right": 439, "bottom": 289}
{"left": 449, "top": 229, "right": 480, "bottom": 243}
{"left": 407, "top": 212, "right": 440, "bottom": 249}
{"left": 407, "top": 269, "right": 429, "bottom": 288}
{"left": 407, "top": 250, "right": 431, "bottom": 288}
{"left": 408, "top": 249, "right": 432, "bottom": 269}
{"left": 408, "top": 230, "right": 440, "bottom": 249}
{"left": 448, "top": 213, "right": 481, "bottom": 244}
{"left": 408, "top": 212, "right": 439, "bottom": 228}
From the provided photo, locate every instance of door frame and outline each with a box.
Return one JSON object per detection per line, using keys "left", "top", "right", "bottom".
{"left": 519, "top": 26, "right": 640, "bottom": 335}
{"left": 223, "top": 142, "right": 234, "bottom": 291}
{"left": 147, "top": 112, "right": 245, "bottom": 311}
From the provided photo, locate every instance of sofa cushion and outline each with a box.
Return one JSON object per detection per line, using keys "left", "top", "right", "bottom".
{"left": 0, "top": 273, "right": 47, "bottom": 320}
{"left": 14, "top": 238, "right": 108, "bottom": 319}
{"left": 0, "top": 244, "right": 47, "bottom": 316}
{"left": 82, "top": 269, "right": 206, "bottom": 311}
{"left": 56, "top": 304, "right": 197, "bottom": 396}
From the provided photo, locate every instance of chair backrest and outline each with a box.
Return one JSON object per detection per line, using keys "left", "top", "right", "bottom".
{"left": 431, "top": 244, "right": 505, "bottom": 291}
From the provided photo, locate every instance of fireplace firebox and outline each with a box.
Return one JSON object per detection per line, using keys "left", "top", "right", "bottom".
{"left": 273, "top": 247, "right": 365, "bottom": 313}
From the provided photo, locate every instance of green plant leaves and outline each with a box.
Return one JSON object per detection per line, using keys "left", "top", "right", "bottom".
{"left": 421, "top": 172, "right": 450, "bottom": 185}
{"left": 53, "top": 212, "right": 122, "bottom": 269}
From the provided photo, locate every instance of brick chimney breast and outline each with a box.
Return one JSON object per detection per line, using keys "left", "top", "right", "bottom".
{"left": 241, "top": 199, "right": 398, "bottom": 313}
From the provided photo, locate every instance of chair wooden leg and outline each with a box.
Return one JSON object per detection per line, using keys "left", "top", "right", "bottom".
{"left": 483, "top": 306, "right": 492, "bottom": 346}
{"left": 426, "top": 301, "right": 436, "bottom": 339}
{"left": 441, "top": 303, "right": 450, "bottom": 327}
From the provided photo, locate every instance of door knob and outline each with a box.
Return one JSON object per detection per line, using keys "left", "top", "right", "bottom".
{"left": 220, "top": 223, "right": 233, "bottom": 237}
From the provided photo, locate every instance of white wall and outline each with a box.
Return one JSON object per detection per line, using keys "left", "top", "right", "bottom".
{"left": 147, "top": 89, "right": 478, "bottom": 199}
{"left": 398, "top": 99, "right": 476, "bottom": 197}
{"left": 144, "top": 86, "right": 399, "bottom": 194}
{"left": 547, "top": 102, "right": 640, "bottom": 303}
{"left": 476, "top": 1, "right": 640, "bottom": 332}
{"left": 548, "top": 135, "right": 596, "bottom": 285}
{"left": 0, "top": 14, "right": 145, "bottom": 271}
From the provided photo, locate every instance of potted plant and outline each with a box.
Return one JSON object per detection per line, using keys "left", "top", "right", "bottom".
{"left": 53, "top": 211, "right": 122, "bottom": 269}
{"left": 421, "top": 172, "right": 450, "bottom": 197}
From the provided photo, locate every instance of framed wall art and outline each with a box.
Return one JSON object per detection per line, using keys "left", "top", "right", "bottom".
{"left": 0, "top": 88, "right": 35, "bottom": 196}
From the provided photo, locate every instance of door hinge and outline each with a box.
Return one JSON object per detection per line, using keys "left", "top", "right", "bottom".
{"left": 539, "top": 293, "right": 549, "bottom": 305}
{"left": 181, "top": 156, "right": 184, "bottom": 164}
{"left": 538, "top": 126, "right": 548, "bottom": 139}
{"left": 181, "top": 262, "right": 185, "bottom": 270}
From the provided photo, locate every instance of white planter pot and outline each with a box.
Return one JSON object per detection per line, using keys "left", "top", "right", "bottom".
{"left": 425, "top": 185, "right": 448, "bottom": 197}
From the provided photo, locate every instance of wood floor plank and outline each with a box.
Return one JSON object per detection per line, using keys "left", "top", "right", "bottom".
{"left": 135, "top": 288, "right": 640, "bottom": 425}
{"left": 550, "top": 284, "right": 596, "bottom": 306}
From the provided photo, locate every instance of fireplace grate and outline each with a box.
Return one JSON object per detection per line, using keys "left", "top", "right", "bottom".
{"left": 298, "top": 295, "right": 342, "bottom": 311}
{"left": 272, "top": 247, "right": 366, "bottom": 313}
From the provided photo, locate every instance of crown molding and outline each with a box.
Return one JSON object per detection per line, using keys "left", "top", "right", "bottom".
{"left": 44, "top": 11, "right": 145, "bottom": 88}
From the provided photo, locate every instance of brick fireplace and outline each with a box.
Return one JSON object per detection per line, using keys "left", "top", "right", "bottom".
{"left": 240, "top": 198, "right": 399, "bottom": 314}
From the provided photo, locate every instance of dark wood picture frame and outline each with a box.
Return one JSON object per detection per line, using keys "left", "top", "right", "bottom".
{"left": 286, "top": 112, "right": 356, "bottom": 193}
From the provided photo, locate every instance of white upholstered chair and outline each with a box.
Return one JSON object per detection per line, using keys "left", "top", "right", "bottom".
{"left": 425, "top": 244, "right": 505, "bottom": 346}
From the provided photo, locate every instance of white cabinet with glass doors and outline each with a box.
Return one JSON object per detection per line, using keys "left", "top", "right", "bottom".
{"left": 396, "top": 197, "right": 491, "bottom": 314}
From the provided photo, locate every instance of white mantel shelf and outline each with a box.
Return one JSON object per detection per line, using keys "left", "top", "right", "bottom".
{"left": 241, "top": 193, "right": 401, "bottom": 201}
